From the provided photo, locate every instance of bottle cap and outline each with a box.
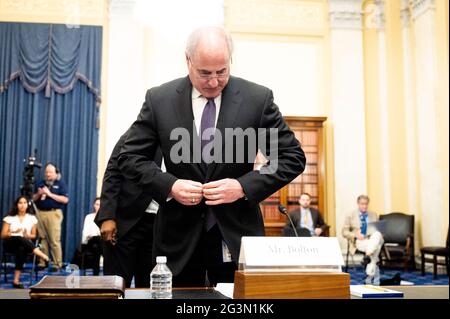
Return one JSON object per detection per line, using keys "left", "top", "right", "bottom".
{"left": 156, "top": 256, "right": 167, "bottom": 263}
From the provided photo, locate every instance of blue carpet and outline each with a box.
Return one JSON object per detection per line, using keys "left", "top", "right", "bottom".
{"left": 0, "top": 263, "right": 448, "bottom": 290}
{"left": 0, "top": 262, "right": 103, "bottom": 289}
{"left": 347, "top": 265, "right": 449, "bottom": 285}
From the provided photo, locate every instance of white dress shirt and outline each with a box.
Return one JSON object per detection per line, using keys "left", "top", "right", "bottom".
{"left": 299, "top": 208, "right": 315, "bottom": 236}
{"left": 191, "top": 86, "right": 221, "bottom": 136}
{"left": 161, "top": 86, "right": 222, "bottom": 204}
{"left": 146, "top": 158, "right": 167, "bottom": 213}
{"left": 82, "top": 212, "right": 101, "bottom": 244}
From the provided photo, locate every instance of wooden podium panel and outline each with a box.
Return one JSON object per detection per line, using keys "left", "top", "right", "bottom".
{"left": 29, "top": 275, "right": 125, "bottom": 299}
{"left": 233, "top": 271, "right": 350, "bottom": 299}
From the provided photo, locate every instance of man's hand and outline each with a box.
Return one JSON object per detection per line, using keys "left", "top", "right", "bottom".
{"left": 41, "top": 186, "right": 51, "bottom": 196}
{"left": 314, "top": 228, "right": 322, "bottom": 236}
{"left": 355, "top": 230, "right": 365, "bottom": 241}
{"left": 34, "top": 187, "right": 45, "bottom": 200}
{"left": 101, "top": 220, "right": 117, "bottom": 245}
{"left": 170, "top": 179, "right": 204, "bottom": 206}
{"left": 203, "top": 178, "right": 245, "bottom": 205}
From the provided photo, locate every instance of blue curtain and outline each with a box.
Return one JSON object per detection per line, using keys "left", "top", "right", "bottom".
{"left": 0, "top": 22, "right": 102, "bottom": 262}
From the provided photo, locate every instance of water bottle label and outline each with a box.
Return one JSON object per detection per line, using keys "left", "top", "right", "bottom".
{"left": 222, "top": 241, "right": 232, "bottom": 263}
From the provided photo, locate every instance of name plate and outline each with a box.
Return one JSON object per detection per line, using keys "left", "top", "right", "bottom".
{"left": 238, "top": 237, "right": 344, "bottom": 272}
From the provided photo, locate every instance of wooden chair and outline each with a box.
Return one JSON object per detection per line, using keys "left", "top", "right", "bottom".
{"left": 420, "top": 228, "right": 449, "bottom": 279}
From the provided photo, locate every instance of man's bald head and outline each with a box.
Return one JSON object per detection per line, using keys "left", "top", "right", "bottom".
{"left": 185, "top": 26, "right": 233, "bottom": 98}
{"left": 185, "top": 26, "right": 233, "bottom": 62}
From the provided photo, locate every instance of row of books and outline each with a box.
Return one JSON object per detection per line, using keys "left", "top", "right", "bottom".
{"left": 295, "top": 131, "right": 318, "bottom": 146}
{"left": 260, "top": 204, "right": 283, "bottom": 220}
{"left": 302, "top": 146, "right": 318, "bottom": 153}
{"left": 305, "top": 152, "right": 318, "bottom": 164}
{"left": 303, "top": 164, "right": 318, "bottom": 175}
{"left": 291, "top": 173, "right": 318, "bottom": 184}
{"left": 287, "top": 183, "right": 318, "bottom": 198}
{"left": 261, "top": 203, "right": 320, "bottom": 220}
{"left": 266, "top": 191, "right": 280, "bottom": 201}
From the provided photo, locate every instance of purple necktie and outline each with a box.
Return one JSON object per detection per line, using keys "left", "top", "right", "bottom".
{"left": 200, "top": 98, "right": 217, "bottom": 231}
{"left": 200, "top": 98, "right": 216, "bottom": 164}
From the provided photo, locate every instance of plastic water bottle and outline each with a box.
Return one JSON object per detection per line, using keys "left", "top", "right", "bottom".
{"left": 150, "top": 256, "right": 172, "bottom": 299}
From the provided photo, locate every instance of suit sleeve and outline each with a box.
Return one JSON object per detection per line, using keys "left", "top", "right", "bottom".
{"left": 342, "top": 213, "right": 356, "bottom": 240}
{"left": 94, "top": 136, "right": 125, "bottom": 228}
{"left": 315, "top": 210, "right": 327, "bottom": 232}
{"left": 118, "top": 89, "right": 178, "bottom": 205}
{"left": 283, "top": 211, "right": 298, "bottom": 230}
{"left": 237, "top": 89, "right": 306, "bottom": 205}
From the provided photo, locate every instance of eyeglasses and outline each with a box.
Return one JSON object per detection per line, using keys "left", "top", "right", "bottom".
{"left": 188, "top": 57, "right": 229, "bottom": 81}
{"left": 196, "top": 71, "right": 229, "bottom": 80}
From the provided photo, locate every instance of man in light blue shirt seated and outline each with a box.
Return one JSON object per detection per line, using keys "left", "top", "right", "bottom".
{"left": 342, "top": 195, "right": 384, "bottom": 284}
{"left": 283, "top": 193, "right": 328, "bottom": 237}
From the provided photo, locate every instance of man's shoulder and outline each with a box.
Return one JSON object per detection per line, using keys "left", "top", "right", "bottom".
{"left": 145, "top": 76, "right": 271, "bottom": 99}
{"left": 229, "top": 76, "right": 271, "bottom": 95}
{"left": 54, "top": 179, "right": 66, "bottom": 187}
{"left": 54, "top": 179, "right": 68, "bottom": 193}
{"left": 146, "top": 77, "right": 189, "bottom": 97}
{"left": 346, "top": 209, "right": 359, "bottom": 218}
{"left": 367, "top": 211, "right": 378, "bottom": 219}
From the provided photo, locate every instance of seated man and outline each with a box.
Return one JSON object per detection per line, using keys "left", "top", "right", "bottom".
{"left": 283, "top": 192, "right": 328, "bottom": 237}
{"left": 342, "top": 195, "right": 384, "bottom": 284}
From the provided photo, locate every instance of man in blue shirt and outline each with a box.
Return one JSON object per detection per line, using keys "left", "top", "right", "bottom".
{"left": 283, "top": 193, "right": 328, "bottom": 237}
{"left": 32, "top": 163, "right": 69, "bottom": 268}
{"left": 342, "top": 195, "right": 384, "bottom": 284}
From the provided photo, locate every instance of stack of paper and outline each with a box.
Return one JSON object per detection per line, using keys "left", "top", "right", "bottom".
{"left": 350, "top": 285, "right": 404, "bottom": 298}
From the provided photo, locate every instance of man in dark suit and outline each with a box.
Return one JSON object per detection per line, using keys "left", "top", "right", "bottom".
{"left": 94, "top": 130, "right": 163, "bottom": 287}
{"left": 283, "top": 192, "right": 328, "bottom": 237}
{"left": 118, "top": 27, "right": 306, "bottom": 287}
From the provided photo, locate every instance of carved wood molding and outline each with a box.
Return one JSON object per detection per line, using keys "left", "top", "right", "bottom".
{"left": 328, "top": 0, "right": 363, "bottom": 30}
{"left": 410, "top": 0, "right": 435, "bottom": 20}
{"left": 225, "top": 0, "right": 326, "bottom": 36}
{"left": 0, "top": 0, "right": 105, "bottom": 25}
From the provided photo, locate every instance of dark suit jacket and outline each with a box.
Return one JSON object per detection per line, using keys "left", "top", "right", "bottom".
{"left": 94, "top": 131, "right": 162, "bottom": 239}
{"left": 118, "top": 76, "right": 306, "bottom": 275}
{"left": 284, "top": 208, "right": 328, "bottom": 236}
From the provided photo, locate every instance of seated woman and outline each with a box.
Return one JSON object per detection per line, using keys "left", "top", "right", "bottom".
{"left": 1, "top": 196, "right": 49, "bottom": 288}
{"left": 81, "top": 197, "right": 102, "bottom": 275}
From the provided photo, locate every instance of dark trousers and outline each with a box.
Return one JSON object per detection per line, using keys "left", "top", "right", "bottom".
{"left": 81, "top": 236, "right": 102, "bottom": 275}
{"left": 3, "top": 237, "right": 35, "bottom": 270}
{"left": 102, "top": 213, "right": 155, "bottom": 288}
{"left": 173, "top": 224, "right": 237, "bottom": 287}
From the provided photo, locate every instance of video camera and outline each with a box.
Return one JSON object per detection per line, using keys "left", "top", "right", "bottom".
{"left": 21, "top": 149, "right": 42, "bottom": 200}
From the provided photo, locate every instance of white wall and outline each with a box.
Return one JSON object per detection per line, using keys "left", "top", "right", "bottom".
{"left": 232, "top": 37, "right": 323, "bottom": 116}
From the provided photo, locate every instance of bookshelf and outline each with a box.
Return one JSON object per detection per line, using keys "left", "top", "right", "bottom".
{"left": 261, "top": 116, "right": 327, "bottom": 236}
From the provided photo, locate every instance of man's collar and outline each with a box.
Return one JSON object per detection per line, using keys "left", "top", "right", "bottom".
{"left": 191, "top": 86, "right": 222, "bottom": 100}
{"left": 192, "top": 86, "right": 202, "bottom": 99}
